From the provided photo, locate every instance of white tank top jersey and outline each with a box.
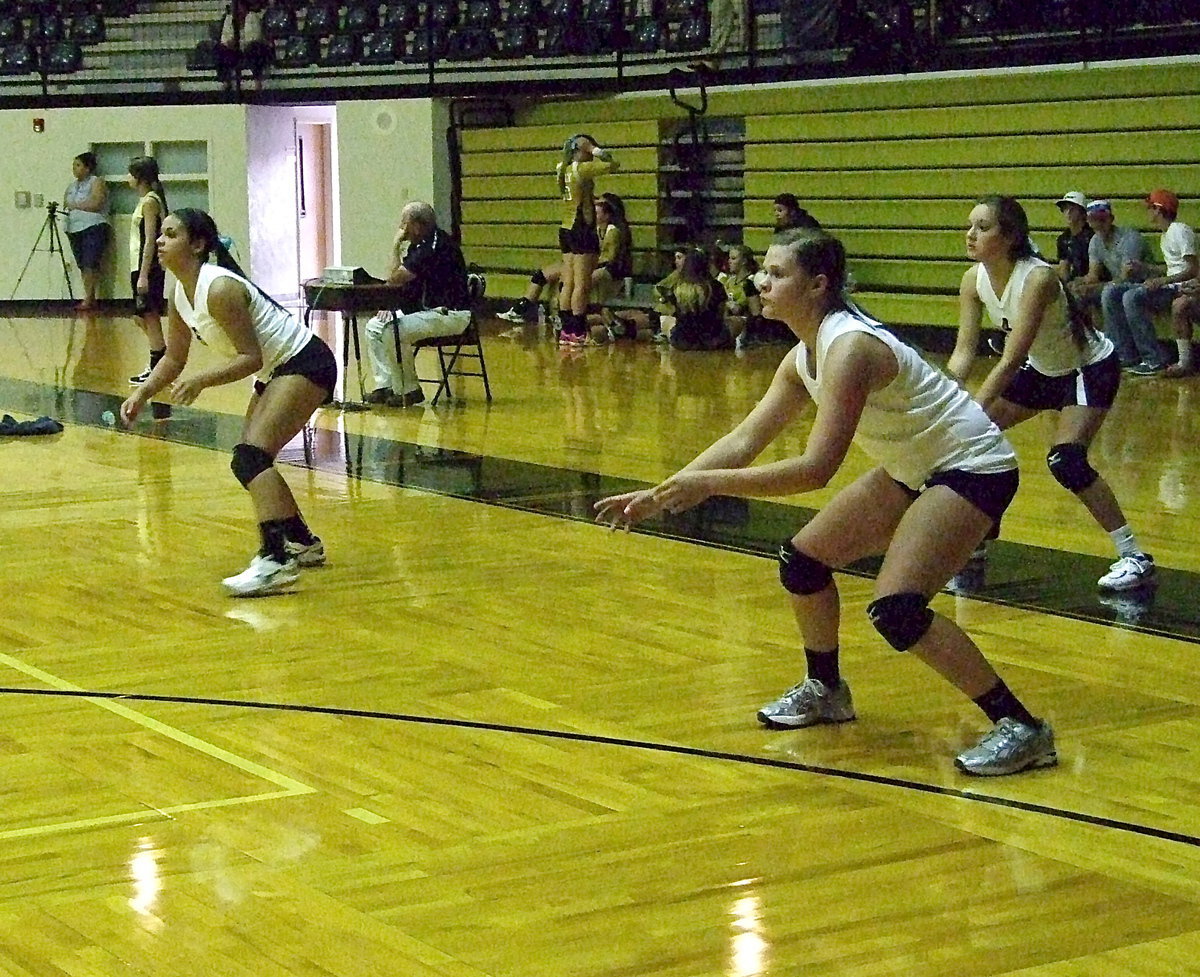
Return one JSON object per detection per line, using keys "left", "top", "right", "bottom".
{"left": 794, "top": 309, "right": 1016, "bottom": 490}
{"left": 974, "top": 256, "right": 1112, "bottom": 376}
{"left": 173, "top": 264, "right": 310, "bottom": 380}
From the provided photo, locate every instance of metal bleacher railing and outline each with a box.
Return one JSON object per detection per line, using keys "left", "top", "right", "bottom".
{"left": 0, "top": 1, "right": 1197, "bottom": 105}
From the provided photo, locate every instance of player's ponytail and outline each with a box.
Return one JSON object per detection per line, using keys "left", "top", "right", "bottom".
{"left": 978, "top": 195, "right": 1035, "bottom": 260}
{"left": 129, "top": 156, "right": 168, "bottom": 213}
{"left": 172, "top": 207, "right": 287, "bottom": 313}
{"left": 773, "top": 228, "right": 856, "bottom": 314}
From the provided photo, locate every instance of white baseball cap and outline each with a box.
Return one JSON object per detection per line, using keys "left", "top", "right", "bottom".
{"left": 1056, "top": 191, "right": 1088, "bottom": 209}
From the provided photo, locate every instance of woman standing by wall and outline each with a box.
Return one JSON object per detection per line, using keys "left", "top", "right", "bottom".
{"left": 63, "top": 151, "right": 110, "bottom": 312}
{"left": 127, "top": 156, "right": 169, "bottom": 383}
{"left": 556, "top": 134, "right": 618, "bottom": 346}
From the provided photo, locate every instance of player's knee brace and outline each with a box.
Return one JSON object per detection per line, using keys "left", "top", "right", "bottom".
{"left": 231, "top": 442, "right": 275, "bottom": 489}
{"left": 867, "top": 593, "right": 934, "bottom": 652}
{"left": 778, "top": 541, "right": 833, "bottom": 595}
{"left": 531, "top": 269, "right": 547, "bottom": 286}
{"left": 1047, "top": 442, "right": 1098, "bottom": 493}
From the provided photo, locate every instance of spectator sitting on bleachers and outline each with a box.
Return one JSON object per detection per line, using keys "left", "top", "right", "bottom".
{"left": 1114, "top": 189, "right": 1198, "bottom": 376}
{"left": 1054, "top": 191, "right": 1093, "bottom": 285}
{"left": 1067, "top": 199, "right": 1153, "bottom": 368}
{"left": 663, "top": 248, "right": 736, "bottom": 351}
{"left": 774, "top": 193, "right": 821, "bottom": 232}
{"left": 215, "top": 1, "right": 272, "bottom": 92}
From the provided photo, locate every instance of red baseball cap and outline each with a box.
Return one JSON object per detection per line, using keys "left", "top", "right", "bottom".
{"left": 1146, "top": 188, "right": 1179, "bottom": 217}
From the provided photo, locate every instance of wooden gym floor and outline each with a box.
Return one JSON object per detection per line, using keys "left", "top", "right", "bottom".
{"left": 0, "top": 305, "right": 1199, "bottom": 976}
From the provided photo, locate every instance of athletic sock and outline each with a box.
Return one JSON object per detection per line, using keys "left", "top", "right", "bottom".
{"left": 973, "top": 679, "right": 1038, "bottom": 728}
{"left": 257, "top": 519, "right": 291, "bottom": 564}
{"left": 1177, "top": 339, "right": 1193, "bottom": 370}
{"left": 1109, "top": 524, "right": 1141, "bottom": 559}
{"left": 148, "top": 348, "right": 165, "bottom": 368}
{"left": 804, "top": 647, "right": 841, "bottom": 689}
{"left": 281, "top": 514, "right": 316, "bottom": 545}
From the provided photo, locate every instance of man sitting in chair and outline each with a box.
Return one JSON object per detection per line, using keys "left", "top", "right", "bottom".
{"left": 364, "top": 201, "right": 470, "bottom": 408}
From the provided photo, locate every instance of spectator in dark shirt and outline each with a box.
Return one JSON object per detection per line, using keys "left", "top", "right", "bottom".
{"left": 774, "top": 193, "right": 821, "bottom": 232}
{"left": 364, "top": 202, "right": 469, "bottom": 408}
{"left": 1054, "top": 191, "right": 1093, "bottom": 283}
{"left": 666, "top": 248, "right": 734, "bottom": 350}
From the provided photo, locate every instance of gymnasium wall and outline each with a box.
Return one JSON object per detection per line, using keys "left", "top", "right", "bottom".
{"left": 0, "top": 98, "right": 452, "bottom": 306}
{"left": 333, "top": 98, "right": 453, "bottom": 278}
{"left": 461, "top": 60, "right": 1200, "bottom": 331}
{"left": 0, "top": 104, "right": 250, "bottom": 303}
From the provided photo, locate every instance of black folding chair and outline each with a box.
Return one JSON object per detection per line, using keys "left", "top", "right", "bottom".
{"left": 409, "top": 273, "right": 493, "bottom": 406}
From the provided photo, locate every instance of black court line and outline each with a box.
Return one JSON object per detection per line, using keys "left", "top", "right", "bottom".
{"left": 1, "top": 685, "right": 1197, "bottom": 848}
{"left": 3, "top": 375, "right": 1198, "bottom": 642}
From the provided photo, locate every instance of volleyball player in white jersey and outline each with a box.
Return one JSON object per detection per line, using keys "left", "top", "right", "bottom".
{"left": 949, "top": 196, "right": 1154, "bottom": 592}
{"left": 120, "top": 208, "right": 337, "bottom": 598}
{"left": 596, "top": 229, "right": 1056, "bottom": 776}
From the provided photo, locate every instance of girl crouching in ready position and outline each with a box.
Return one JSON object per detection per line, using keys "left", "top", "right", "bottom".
{"left": 596, "top": 229, "right": 1057, "bottom": 776}
{"left": 121, "top": 208, "right": 336, "bottom": 597}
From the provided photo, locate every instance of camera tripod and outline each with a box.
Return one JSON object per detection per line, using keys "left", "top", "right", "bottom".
{"left": 10, "top": 202, "right": 75, "bottom": 302}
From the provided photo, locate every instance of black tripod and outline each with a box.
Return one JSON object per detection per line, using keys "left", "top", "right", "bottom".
{"left": 10, "top": 201, "right": 75, "bottom": 302}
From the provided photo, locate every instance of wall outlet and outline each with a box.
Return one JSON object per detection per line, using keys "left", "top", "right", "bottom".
{"left": 32, "top": 193, "right": 44, "bottom": 207}
{"left": 14, "top": 191, "right": 30, "bottom": 208}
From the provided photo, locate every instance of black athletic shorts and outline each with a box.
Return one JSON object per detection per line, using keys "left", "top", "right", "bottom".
{"left": 1002, "top": 349, "right": 1121, "bottom": 412}
{"left": 67, "top": 223, "right": 108, "bottom": 272}
{"left": 130, "top": 267, "right": 167, "bottom": 315}
{"left": 559, "top": 208, "right": 600, "bottom": 256}
{"left": 253, "top": 334, "right": 338, "bottom": 404}
{"left": 893, "top": 466, "right": 1020, "bottom": 525}
{"left": 597, "top": 260, "right": 631, "bottom": 279}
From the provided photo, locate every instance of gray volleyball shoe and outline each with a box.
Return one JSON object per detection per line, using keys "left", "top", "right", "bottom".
{"left": 955, "top": 718, "right": 1058, "bottom": 776}
{"left": 757, "top": 678, "right": 856, "bottom": 729}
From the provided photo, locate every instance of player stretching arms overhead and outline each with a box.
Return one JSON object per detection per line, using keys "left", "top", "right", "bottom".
{"left": 596, "top": 229, "right": 1057, "bottom": 776}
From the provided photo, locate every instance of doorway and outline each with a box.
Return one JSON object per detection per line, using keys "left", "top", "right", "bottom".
{"left": 245, "top": 104, "right": 338, "bottom": 308}
{"left": 296, "top": 119, "right": 335, "bottom": 284}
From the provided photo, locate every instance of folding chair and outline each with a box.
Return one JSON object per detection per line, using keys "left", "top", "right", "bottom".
{"left": 410, "top": 272, "right": 493, "bottom": 406}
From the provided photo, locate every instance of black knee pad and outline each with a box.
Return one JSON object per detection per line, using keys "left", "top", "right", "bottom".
{"left": 531, "top": 269, "right": 547, "bottom": 287}
{"left": 1047, "top": 442, "right": 1098, "bottom": 493}
{"left": 231, "top": 442, "right": 274, "bottom": 489}
{"left": 778, "top": 541, "right": 833, "bottom": 595}
{"left": 867, "top": 592, "right": 934, "bottom": 652}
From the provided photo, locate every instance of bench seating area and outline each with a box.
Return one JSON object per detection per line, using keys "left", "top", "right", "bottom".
{"left": 460, "top": 61, "right": 1200, "bottom": 338}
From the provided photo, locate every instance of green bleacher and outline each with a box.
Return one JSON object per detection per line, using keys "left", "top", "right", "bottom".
{"left": 460, "top": 62, "right": 1200, "bottom": 334}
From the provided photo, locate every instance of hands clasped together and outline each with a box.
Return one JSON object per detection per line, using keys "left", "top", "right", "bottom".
{"left": 594, "top": 471, "right": 715, "bottom": 530}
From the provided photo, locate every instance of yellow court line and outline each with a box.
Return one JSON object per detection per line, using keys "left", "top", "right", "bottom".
{"left": 0, "top": 652, "right": 317, "bottom": 838}
{"left": 0, "top": 790, "right": 303, "bottom": 842}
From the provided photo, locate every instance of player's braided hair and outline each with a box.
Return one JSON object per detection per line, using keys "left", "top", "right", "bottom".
{"left": 772, "top": 228, "right": 853, "bottom": 312}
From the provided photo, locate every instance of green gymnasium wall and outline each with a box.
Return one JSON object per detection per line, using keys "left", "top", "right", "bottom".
{"left": 459, "top": 61, "right": 1200, "bottom": 332}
